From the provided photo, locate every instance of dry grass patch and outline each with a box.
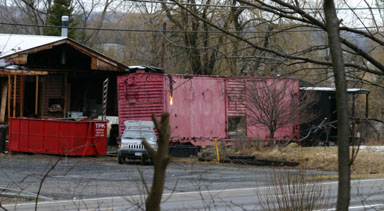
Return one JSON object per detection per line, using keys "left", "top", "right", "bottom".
{"left": 252, "top": 145, "right": 338, "bottom": 171}
{"left": 249, "top": 145, "right": 384, "bottom": 175}
{"left": 209, "top": 139, "right": 384, "bottom": 176}
{"left": 364, "top": 138, "right": 384, "bottom": 146}
{"left": 306, "top": 172, "right": 384, "bottom": 182}
{"left": 350, "top": 148, "right": 384, "bottom": 174}
{"left": 170, "top": 157, "right": 199, "bottom": 164}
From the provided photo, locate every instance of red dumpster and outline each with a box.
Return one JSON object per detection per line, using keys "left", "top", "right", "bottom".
{"left": 8, "top": 118, "right": 107, "bottom": 156}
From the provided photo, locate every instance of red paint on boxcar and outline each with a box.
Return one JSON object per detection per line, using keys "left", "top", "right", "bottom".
{"left": 117, "top": 73, "right": 300, "bottom": 146}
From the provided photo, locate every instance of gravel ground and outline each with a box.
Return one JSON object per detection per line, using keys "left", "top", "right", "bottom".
{"left": 0, "top": 153, "right": 335, "bottom": 201}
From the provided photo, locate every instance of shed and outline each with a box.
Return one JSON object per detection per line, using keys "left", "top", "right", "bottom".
{"left": 299, "top": 87, "right": 370, "bottom": 145}
{"left": 0, "top": 33, "right": 130, "bottom": 121}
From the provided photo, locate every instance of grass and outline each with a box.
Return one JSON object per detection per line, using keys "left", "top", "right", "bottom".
{"left": 250, "top": 144, "right": 384, "bottom": 175}
{"left": 306, "top": 172, "right": 384, "bottom": 182}
{"left": 197, "top": 139, "right": 384, "bottom": 178}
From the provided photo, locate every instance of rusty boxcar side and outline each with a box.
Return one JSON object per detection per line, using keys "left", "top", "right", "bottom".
{"left": 117, "top": 71, "right": 300, "bottom": 146}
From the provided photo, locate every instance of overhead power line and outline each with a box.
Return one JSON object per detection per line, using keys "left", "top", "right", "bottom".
{"left": 0, "top": 21, "right": 321, "bottom": 33}
{"left": 126, "top": 0, "right": 384, "bottom": 11}
{"left": 0, "top": 22, "right": 381, "bottom": 34}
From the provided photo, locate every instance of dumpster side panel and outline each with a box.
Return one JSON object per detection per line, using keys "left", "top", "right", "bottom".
{"left": 19, "top": 119, "right": 30, "bottom": 152}
{"left": 94, "top": 122, "right": 107, "bottom": 155}
{"left": 81, "top": 122, "right": 107, "bottom": 156}
{"left": 117, "top": 73, "right": 165, "bottom": 136}
{"left": 67, "top": 122, "right": 87, "bottom": 155}
{"left": 27, "top": 119, "right": 44, "bottom": 153}
{"left": 44, "top": 121, "right": 59, "bottom": 154}
{"left": 59, "top": 122, "right": 73, "bottom": 155}
{"left": 8, "top": 118, "right": 107, "bottom": 156}
{"left": 8, "top": 118, "right": 19, "bottom": 153}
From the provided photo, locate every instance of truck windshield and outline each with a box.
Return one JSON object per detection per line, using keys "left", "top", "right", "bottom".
{"left": 122, "top": 130, "right": 156, "bottom": 141}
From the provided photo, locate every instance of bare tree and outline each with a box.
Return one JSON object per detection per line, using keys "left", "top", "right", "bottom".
{"left": 0, "top": 0, "right": 121, "bottom": 46}
{"left": 85, "top": 0, "right": 119, "bottom": 47}
{"left": 0, "top": 0, "right": 50, "bottom": 34}
{"left": 323, "top": 0, "right": 351, "bottom": 210}
{"left": 160, "top": 0, "right": 225, "bottom": 75}
{"left": 34, "top": 159, "right": 61, "bottom": 211}
{"left": 168, "top": 1, "right": 384, "bottom": 209}
{"left": 142, "top": 113, "right": 171, "bottom": 211}
{"left": 246, "top": 79, "right": 318, "bottom": 144}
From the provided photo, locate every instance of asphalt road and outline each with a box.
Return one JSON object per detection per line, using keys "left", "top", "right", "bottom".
{"left": 7, "top": 153, "right": 382, "bottom": 210}
{"left": 4, "top": 179, "right": 384, "bottom": 210}
{"left": 0, "top": 154, "right": 334, "bottom": 201}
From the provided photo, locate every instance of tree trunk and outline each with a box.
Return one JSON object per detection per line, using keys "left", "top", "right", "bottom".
{"left": 323, "top": 1, "right": 351, "bottom": 210}
{"left": 270, "top": 128, "right": 275, "bottom": 146}
{"left": 142, "top": 113, "right": 171, "bottom": 211}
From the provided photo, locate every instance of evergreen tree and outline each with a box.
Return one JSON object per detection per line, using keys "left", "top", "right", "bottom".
{"left": 44, "top": 0, "right": 76, "bottom": 38}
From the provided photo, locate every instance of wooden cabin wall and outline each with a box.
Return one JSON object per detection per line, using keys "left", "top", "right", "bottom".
{"left": 0, "top": 78, "right": 7, "bottom": 123}
{"left": 42, "top": 74, "right": 66, "bottom": 118}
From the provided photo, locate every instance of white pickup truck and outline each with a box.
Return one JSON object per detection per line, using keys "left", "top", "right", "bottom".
{"left": 117, "top": 120, "right": 157, "bottom": 164}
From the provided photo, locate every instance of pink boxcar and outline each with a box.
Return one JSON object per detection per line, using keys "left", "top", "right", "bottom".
{"left": 117, "top": 71, "right": 300, "bottom": 146}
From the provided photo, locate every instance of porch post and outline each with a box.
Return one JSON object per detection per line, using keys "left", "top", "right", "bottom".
{"left": 7, "top": 74, "right": 11, "bottom": 119}
{"left": 13, "top": 75, "right": 16, "bottom": 117}
{"left": 20, "top": 75, "right": 24, "bottom": 117}
{"left": 35, "top": 75, "right": 39, "bottom": 116}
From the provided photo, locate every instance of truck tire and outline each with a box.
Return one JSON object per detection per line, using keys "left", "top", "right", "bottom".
{"left": 118, "top": 154, "right": 124, "bottom": 164}
{"left": 148, "top": 158, "right": 154, "bottom": 165}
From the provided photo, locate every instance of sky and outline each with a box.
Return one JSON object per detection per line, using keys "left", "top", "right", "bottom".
{"left": 334, "top": 0, "right": 384, "bottom": 28}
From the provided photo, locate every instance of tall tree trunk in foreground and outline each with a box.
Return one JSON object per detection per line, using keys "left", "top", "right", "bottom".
{"left": 142, "top": 113, "right": 171, "bottom": 211}
{"left": 323, "top": 0, "right": 351, "bottom": 210}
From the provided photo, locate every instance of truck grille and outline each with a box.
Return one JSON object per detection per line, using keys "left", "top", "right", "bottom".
{"left": 124, "top": 144, "right": 145, "bottom": 150}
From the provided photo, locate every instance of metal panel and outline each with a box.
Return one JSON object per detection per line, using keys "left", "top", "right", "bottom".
{"left": 118, "top": 73, "right": 301, "bottom": 146}
{"left": 117, "top": 72, "right": 165, "bottom": 136}
{"left": 8, "top": 118, "right": 107, "bottom": 156}
{"left": 226, "top": 79, "right": 246, "bottom": 116}
{"left": 166, "top": 75, "right": 227, "bottom": 146}
{"left": 0, "top": 34, "right": 66, "bottom": 59}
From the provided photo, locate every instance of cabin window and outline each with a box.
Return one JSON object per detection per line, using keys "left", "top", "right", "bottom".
{"left": 48, "top": 98, "right": 64, "bottom": 113}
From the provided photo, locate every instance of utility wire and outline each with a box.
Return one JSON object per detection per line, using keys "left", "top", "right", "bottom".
{"left": 0, "top": 21, "right": 321, "bottom": 33}
{"left": 0, "top": 22, "right": 381, "bottom": 34}
{"left": 126, "top": 0, "right": 384, "bottom": 11}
